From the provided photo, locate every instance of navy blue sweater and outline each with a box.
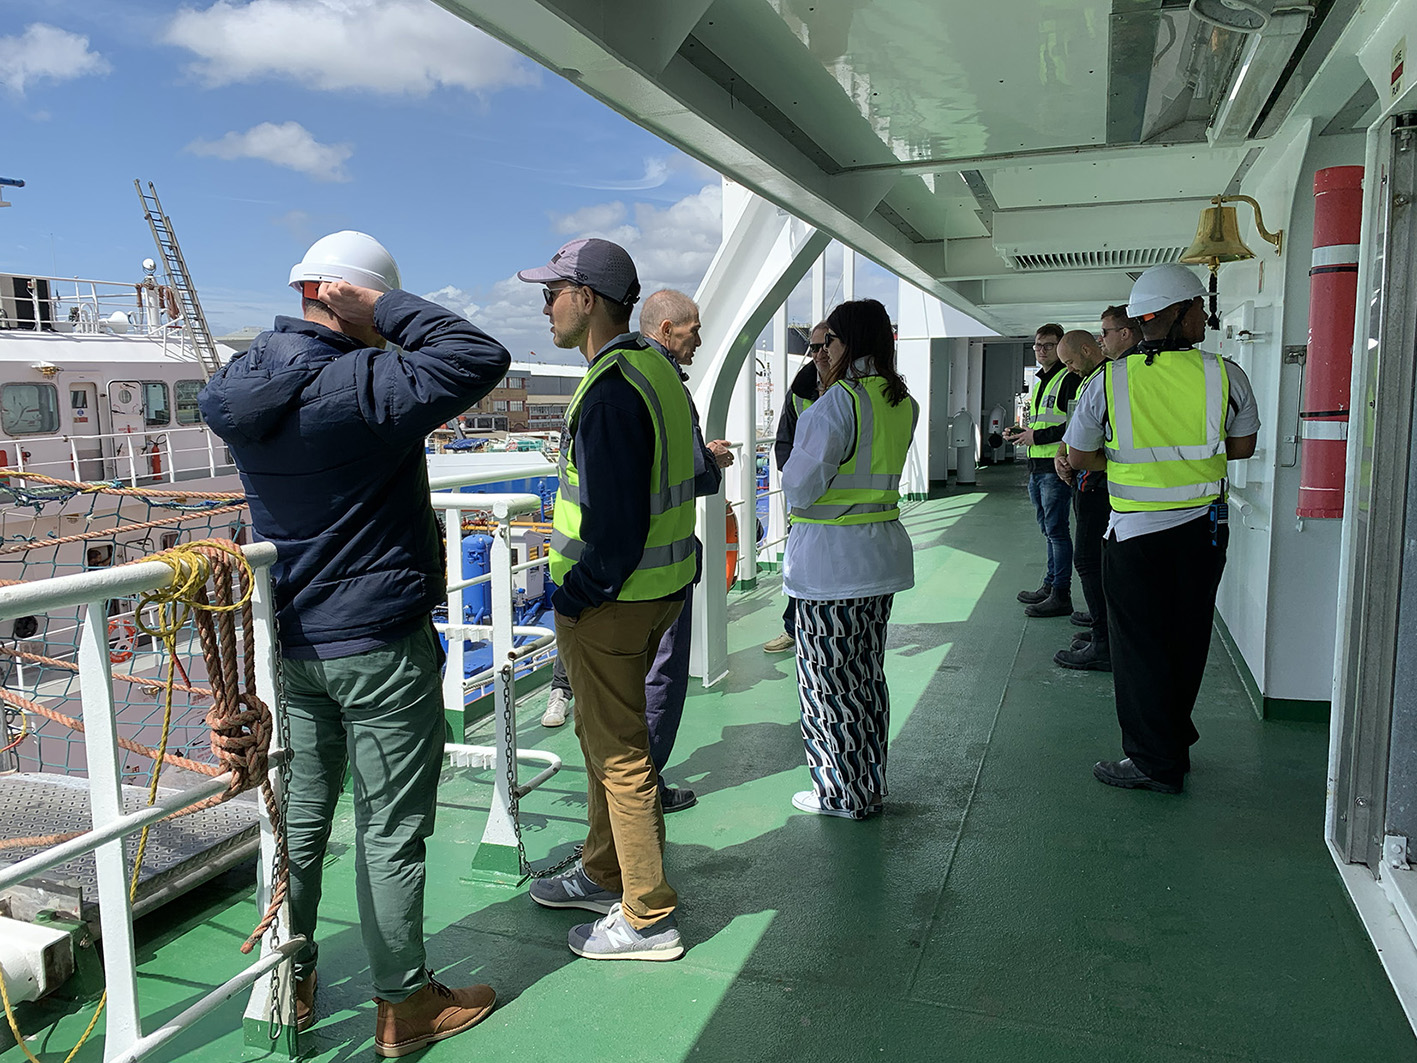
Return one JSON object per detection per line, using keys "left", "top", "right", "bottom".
{"left": 199, "top": 291, "right": 510, "bottom": 652}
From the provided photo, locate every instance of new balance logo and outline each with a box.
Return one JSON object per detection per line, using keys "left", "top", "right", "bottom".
{"left": 603, "top": 920, "right": 638, "bottom": 949}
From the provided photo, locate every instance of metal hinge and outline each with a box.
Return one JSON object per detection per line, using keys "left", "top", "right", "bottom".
{"left": 1384, "top": 834, "right": 1410, "bottom": 869}
{"left": 1284, "top": 345, "right": 1307, "bottom": 365}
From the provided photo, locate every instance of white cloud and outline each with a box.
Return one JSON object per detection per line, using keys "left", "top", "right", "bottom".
{"left": 431, "top": 182, "right": 726, "bottom": 360}
{"left": 551, "top": 202, "right": 628, "bottom": 237}
{"left": 422, "top": 285, "right": 481, "bottom": 320}
{"left": 0, "top": 24, "right": 110, "bottom": 94}
{"left": 187, "top": 122, "right": 353, "bottom": 182}
{"left": 165, "top": 0, "right": 538, "bottom": 96}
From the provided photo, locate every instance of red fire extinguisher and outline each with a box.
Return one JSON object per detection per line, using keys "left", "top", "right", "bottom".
{"left": 1297, "top": 166, "right": 1364, "bottom": 518}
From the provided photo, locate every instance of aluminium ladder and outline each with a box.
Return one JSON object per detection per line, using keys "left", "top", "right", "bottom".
{"left": 134, "top": 180, "right": 223, "bottom": 379}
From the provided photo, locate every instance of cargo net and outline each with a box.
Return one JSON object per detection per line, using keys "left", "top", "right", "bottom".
{"left": 0, "top": 470, "right": 249, "bottom": 783}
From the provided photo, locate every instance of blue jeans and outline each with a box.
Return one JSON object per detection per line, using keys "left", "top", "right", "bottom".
{"left": 1027, "top": 470, "right": 1072, "bottom": 592}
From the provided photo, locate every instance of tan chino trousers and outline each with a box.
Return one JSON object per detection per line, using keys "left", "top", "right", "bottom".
{"left": 556, "top": 598, "right": 682, "bottom": 928}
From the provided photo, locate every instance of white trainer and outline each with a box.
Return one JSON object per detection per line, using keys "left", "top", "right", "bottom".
{"left": 542, "top": 688, "right": 571, "bottom": 727}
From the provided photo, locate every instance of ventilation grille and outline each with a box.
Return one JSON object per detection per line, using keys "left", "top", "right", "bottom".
{"left": 1006, "top": 247, "right": 1185, "bottom": 272}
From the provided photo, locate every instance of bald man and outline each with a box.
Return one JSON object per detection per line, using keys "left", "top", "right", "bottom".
{"left": 1052, "top": 330, "right": 1111, "bottom": 671}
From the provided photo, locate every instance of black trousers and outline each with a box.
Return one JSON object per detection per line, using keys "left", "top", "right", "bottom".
{"left": 1072, "top": 481, "right": 1110, "bottom": 644}
{"left": 1102, "top": 515, "right": 1228, "bottom": 786}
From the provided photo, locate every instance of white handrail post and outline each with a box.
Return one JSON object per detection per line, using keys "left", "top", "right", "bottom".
{"left": 241, "top": 563, "right": 298, "bottom": 1054}
{"left": 206, "top": 430, "right": 216, "bottom": 477}
{"left": 163, "top": 435, "right": 174, "bottom": 483}
{"left": 468, "top": 504, "right": 521, "bottom": 879}
{"left": 79, "top": 598, "right": 143, "bottom": 1061}
{"left": 441, "top": 504, "right": 466, "bottom": 740}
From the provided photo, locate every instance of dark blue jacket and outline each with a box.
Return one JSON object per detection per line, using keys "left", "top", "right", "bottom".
{"left": 199, "top": 291, "right": 510, "bottom": 651}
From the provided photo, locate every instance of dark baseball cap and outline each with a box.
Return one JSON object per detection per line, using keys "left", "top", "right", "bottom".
{"left": 518, "top": 238, "right": 641, "bottom": 306}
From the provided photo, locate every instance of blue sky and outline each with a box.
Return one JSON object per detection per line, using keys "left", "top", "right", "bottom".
{"left": 1, "top": 0, "right": 896, "bottom": 361}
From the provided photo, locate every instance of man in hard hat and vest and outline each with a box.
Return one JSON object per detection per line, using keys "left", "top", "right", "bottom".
{"left": 635, "top": 288, "right": 732, "bottom": 813}
{"left": 199, "top": 232, "right": 511, "bottom": 1054}
{"left": 518, "top": 239, "right": 696, "bottom": 961}
{"left": 1051, "top": 329, "right": 1112, "bottom": 671}
{"left": 1065, "top": 263, "right": 1259, "bottom": 794}
{"left": 764, "top": 321, "right": 830, "bottom": 654}
{"left": 1005, "top": 324, "right": 1080, "bottom": 619}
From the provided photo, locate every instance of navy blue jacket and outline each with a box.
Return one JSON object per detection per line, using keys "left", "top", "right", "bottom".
{"left": 199, "top": 291, "right": 511, "bottom": 651}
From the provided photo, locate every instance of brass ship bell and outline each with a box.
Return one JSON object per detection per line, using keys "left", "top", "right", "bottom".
{"left": 1180, "top": 195, "right": 1284, "bottom": 328}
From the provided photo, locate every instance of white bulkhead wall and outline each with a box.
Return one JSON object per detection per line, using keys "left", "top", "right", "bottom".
{"left": 1212, "top": 114, "right": 1367, "bottom": 707}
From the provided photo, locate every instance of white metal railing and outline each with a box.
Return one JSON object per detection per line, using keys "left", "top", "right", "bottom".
{"left": 430, "top": 463, "right": 563, "bottom": 874}
{"left": 0, "top": 541, "right": 297, "bottom": 1061}
{"left": 3, "top": 425, "right": 235, "bottom": 488}
{"left": 0, "top": 275, "right": 185, "bottom": 344}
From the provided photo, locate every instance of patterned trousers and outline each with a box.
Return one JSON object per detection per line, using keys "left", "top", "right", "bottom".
{"left": 794, "top": 595, "right": 894, "bottom": 817}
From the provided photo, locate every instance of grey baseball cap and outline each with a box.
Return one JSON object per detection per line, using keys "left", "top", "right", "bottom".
{"left": 518, "top": 238, "right": 641, "bottom": 306}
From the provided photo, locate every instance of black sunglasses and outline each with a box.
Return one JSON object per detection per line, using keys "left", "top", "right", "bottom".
{"left": 542, "top": 283, "right": 583, "bottom": 307}
{"left": 806, "top": 341, "right": 827, "bottom": 353}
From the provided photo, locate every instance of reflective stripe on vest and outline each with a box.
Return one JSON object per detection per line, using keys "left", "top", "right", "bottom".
{"left": 792, "top": 391, "right": 814, "bottom": 417}
{"left": 792, "top": 376, "right": 913, "bottom": 525}
{"left": 1027, "top": 368, "right": 1069, "bottom": 458}
{"left": 549, "top": 343, "right": 697, "bottom": 599}
{"left": 1102, "top": 350, "right": 1230, "bottom": 512}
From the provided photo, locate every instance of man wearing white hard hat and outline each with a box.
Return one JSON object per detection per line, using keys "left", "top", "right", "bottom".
{"left": 200, "top": 231, "right": 511, "bottom": 1055}
{"left": 1064, "top": 263, "right": 1259, "bottom": 795}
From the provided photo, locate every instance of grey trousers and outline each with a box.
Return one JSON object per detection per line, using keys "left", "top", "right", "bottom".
{"left": 281, "top": 623, "right": 444, "bottom": 1003}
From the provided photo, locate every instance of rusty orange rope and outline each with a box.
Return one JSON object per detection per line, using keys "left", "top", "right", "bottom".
{"left": 0, "top": 504, "right": 247, "bottom": 555}
{"left": 0, "top": 468, "right": 246, "bottom": 500}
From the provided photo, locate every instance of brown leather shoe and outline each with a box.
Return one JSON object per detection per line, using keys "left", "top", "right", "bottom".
{"left": 374, "top": 971, "right": 495, "bottom": 1058}
{"left": 295, "top": 971, "right": 317, "bottom": 1033}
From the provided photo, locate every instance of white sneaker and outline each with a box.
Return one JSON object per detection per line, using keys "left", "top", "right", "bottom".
{"left": 542, "top": 688, "right": 571, "bottom": 727}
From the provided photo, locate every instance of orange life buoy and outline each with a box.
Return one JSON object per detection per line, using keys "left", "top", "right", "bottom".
{"left": 725, "top": 503, "right": 739, "bottom": 591}
{"left": 159, "top": 285, "right": 181, "bottom": 319}
{"left": 107, "top": 617, "right": 136, "bottom": 663}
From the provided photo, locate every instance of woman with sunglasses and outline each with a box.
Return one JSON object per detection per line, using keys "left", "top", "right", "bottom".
{"left": 781, "top": 298, "right": 917, "bottom": 819}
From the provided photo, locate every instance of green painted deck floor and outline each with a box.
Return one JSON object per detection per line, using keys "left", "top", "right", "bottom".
{"left": 7, "top": 465, "right": 1415, "bottom": 1062}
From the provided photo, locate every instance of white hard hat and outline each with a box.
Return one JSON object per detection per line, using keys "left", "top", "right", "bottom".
{"left": 289, "top": 231, "right": 401, "bottom": 294}
{"left": 1126, "top": 263, "right": 1206, "bottom": 319}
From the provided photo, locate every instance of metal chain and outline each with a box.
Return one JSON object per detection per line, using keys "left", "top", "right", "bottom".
{"left": 497, "top": 662, "right": 581, "bottom": 882}
{"left": 265, "top": 600, "right": 293, "bottom": 1042}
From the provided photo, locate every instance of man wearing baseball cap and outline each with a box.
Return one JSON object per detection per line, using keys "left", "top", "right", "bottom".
{"left": 518, "top": 238, "right": 697, "bottom": 961}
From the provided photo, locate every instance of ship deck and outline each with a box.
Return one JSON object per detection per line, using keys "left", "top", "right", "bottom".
{"left": 5, "top": 465, "right": 1414, "bottom": 1062}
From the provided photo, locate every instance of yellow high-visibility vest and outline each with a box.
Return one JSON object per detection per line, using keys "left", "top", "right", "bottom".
{"left": 1102, "top": 349, "right": 1231, "bottom": 512}
{"left": 549, "top": 342, "right": 697, "bottom": 598}
{"left": 792, "top": 376, "right": 914, "bottom": 525}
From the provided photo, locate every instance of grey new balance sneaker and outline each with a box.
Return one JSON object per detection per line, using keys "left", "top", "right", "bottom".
{"left": 528, "top": 866, "right": 621, "bottom": 914}
{"left": 567, "top": 903, "right": 684, "bottom": 961}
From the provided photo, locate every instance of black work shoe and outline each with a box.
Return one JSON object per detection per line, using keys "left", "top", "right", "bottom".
{"left": 1024, "top": 591, "right": 1073, "bottom": 618}
{"left": 1093, "top": 758, "right": 1182, "bottom": 794}
{"left": 660, "top": 786, "right": 697, "bottom": 814}
{"left": 1054, "top": 642, "right": 1111, "bottom": 671}
{"left": 1069, "top": 610, "right": 1092, "bottom": 627}
{"left": 1016, "top": 584, "right": 1050, "bottom": 604}
{"left": 1071, "top": 630, "right": 1093, "bottom": 648}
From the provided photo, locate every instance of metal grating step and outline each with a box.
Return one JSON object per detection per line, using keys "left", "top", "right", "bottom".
{"left": 0, "top": 772, "right": 258, "bottom": 930}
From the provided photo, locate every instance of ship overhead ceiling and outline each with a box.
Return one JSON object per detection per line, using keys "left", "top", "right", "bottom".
{"left": 439, "top": 0, "right": 1358, "bottom": 336}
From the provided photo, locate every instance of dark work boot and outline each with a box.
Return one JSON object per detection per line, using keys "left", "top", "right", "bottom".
{"left": 1071, "top": 630, "right": 1093, "bottom": 648}
{"left": 1069, "top": 610, "right": 1092, "bottom": 628}
{"left": 1024, "top": 589, "right": 1073, "bottom": 618}
{"left": 1016, "top": 584, "right": 1050, "bottom": 604}
{"left": 1054, "top": 639, "right": 1111, "bottom": 671}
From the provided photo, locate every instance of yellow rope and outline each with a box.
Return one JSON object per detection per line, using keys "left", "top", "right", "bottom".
{"left": 0, "top": 540, "right": 256, "bottom": 1061}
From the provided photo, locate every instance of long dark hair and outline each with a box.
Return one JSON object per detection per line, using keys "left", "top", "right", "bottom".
{"left": 825, "top": 298, "right": 909, "bottom": 406}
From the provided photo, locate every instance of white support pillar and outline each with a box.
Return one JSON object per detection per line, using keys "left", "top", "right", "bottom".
{"left": 243, "top": 563, "right": 297, "bottom": 1053}
{"left": 842, "top": 245, "right": 856, "bottom": 303}
{"left": 811, "top": 252, "right": 827, "bottom": 328}
{"left": 896, "top": 279, "right": 946, "bottom": 500}
{"left": 727, "top": 341, "right": 758, "bottom": 586}
{"left": 688, "top": 180, "right": 831, "bottom": 686}
{"left": 766, "top": 305, "right": 790, "bottom": 563}
{"left": 79, "top": 601, "right": 142, "bottom": 1062}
